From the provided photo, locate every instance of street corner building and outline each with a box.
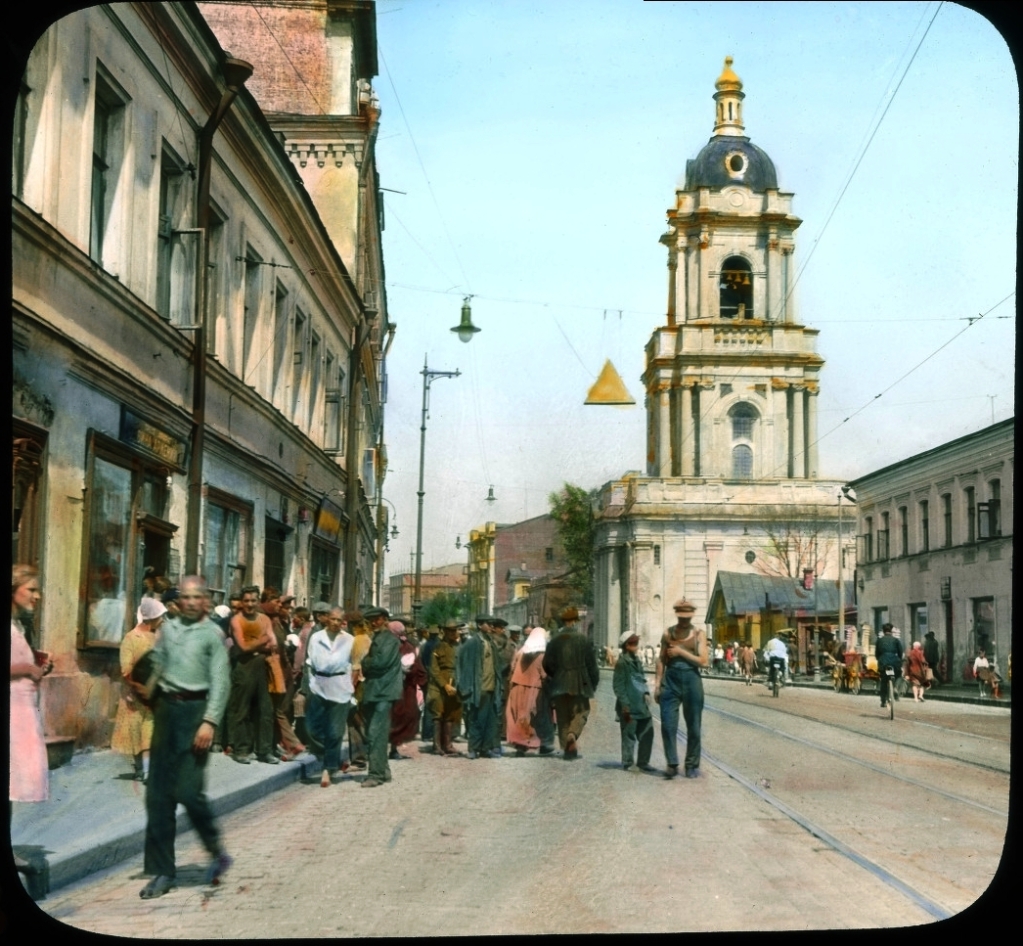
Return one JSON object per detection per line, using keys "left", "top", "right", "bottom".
{"left": 592, "top": 58, "right": 849, "bottom": 652}
{"left": 12, "top": 1, "right": 393, "bottom": 751}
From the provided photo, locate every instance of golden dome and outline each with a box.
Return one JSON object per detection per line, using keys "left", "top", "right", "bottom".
{"left": 715, "top": 56, "right": 742, "bottom": 92}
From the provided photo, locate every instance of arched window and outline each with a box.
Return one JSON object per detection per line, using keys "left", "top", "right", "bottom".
{"left": 719, "top": 256, "right": 753, "bottom": 319}
{"left": 732, "top": 445, "right": 753, "bottom": 478}
{"left": 731, "top": 402, "right": 756, "bottom": 440}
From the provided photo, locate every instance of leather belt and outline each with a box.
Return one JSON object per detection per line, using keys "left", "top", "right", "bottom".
{"left": 162, "top": 689, "right": 208, "bottom": 701}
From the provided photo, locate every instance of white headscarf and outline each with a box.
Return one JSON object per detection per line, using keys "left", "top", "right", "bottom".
{"left": 521, "top": 626, "right": 547, "bottom": 654}
{"left": 136, "top": 597, "right": 168, "bottom": 624}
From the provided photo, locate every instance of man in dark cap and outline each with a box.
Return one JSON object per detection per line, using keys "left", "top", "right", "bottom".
{"left": 359, "top": 607, "right": 402, "bottom": 786}
{"left": 490, "top": 617, "right": 516, "bottom": 741}
{"left": 456, "top": 615, "right": 504, "bottom": 759}
{"left": 543, "top": 607, "right": 599, "bottom": 760}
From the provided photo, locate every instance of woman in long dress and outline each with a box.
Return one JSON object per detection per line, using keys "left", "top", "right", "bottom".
{"left": 111, "top": 597, "right": 166, "bottom": 780}
{"left": 506, "top": 626, "right": 549, "bottom": 756}
{"left": 11, "top": 564, "right": 52, "bottom": 875}
{"left": 389, "top": 622, "right": 427, "bottom": 759}
{"left": 905, "top": 641, "right": 929, "bottom": 702}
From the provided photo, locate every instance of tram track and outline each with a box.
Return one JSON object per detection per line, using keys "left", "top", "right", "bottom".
{"left": 703, "top": 703, "right": 1006, "bottom": 816}
{"left": 706, "top": 688, "right": 1010, "bottom": 775}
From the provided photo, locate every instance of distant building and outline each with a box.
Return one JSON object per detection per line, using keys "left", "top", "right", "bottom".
{"left": 387, "top": 563, "right": 466, "bottom": 618}
{"left": 467, "top": 515, "right": 569, "bottom": 617}
{"left": 592, "top": 59, "right": 849, "bottom": 653}
{"left": 848, "top": 419, "right": 1013, "bottom": 682}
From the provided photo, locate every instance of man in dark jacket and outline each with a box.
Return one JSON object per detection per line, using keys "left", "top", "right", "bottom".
{"left": 456, "top": 615, "right": 503, "bottom": 759}
{"left": 542, "top": 607, "right": 599, "bottom": 760}
{"left": 875, "top": 623, "right": 904, "bottom": 708}
{"left": 612, "top": 631, "right": 654, "bottom": 771}
{"left": 359, "top": 607, "right": 402, "bottom": 787}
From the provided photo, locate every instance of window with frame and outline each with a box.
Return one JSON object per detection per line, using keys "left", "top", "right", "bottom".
{"left": 272, "top": 281, "right": 290, "bottom": 406}
{"left": 910, "top": 603, "right": 929, "bottom": 639}
{"left": 919, "top": 500, "right": 929, "bottom": 553}
{"left": 309, "top": 539, "right": 338, "bottom": 604}
{"left": 13, "top": 80, "right": 30, "bottom": 199}
{"left": 156, "top": 143, "right": 193, "bottom": 323}
{"left": 323, "top": 351, "right": 341, "bottom": 452}
{"left": 90, "top": 69, "right": 128, "bottom": 267}
{"left": 242, "top": 246, "right": 262, "bottom": 382}
{"left": 899, "top": 506, "right": 908, "bottom": 557}
{"left": 965, "top": 486, "right": 976, "bottom": 543}
{"left": 81, "top": 433, "right": 178, "bottom": 647}
{"left": 942, "top": 493, "right": 952, "bottom": 547}
{"left": 292, "top": 309, "right": 308, "bottom": 421}
{"left": 862, "top": 516, "right": 874, "bottom": 562}
{"left": 203, "top": 491, "right": 251, "bottom": 605}
{"left": 307, "top": 331, "right": 321, "bottom": 431}
{"left": 877, "top": 511, "right": 890, "bottom": 560}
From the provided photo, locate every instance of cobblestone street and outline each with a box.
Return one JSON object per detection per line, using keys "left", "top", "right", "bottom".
{"left": 25, "top": 680, "right": 1009, "bottom": 936}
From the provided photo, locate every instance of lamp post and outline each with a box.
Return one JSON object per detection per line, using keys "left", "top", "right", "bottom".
{"left": 412, "top": 357, "right": 461, "bottom": 627}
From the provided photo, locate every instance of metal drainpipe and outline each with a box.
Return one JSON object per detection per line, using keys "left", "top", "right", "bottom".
{"left": 184, "top": 57, "right": 253, "bottom": 576}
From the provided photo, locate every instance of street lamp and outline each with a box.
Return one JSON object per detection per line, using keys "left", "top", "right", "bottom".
{"left": 450, "top": 296, "right": 481, "bottom": 343}
{"left": 413, "top": 356, "right": 461, "bottom": 627}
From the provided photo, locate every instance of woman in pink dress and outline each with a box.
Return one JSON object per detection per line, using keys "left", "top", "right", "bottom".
{"left": 11, "top": 564, "right": 52, "bottom": 875}
{"left": 506, "top": 626, "right": 549, "bottom": 755}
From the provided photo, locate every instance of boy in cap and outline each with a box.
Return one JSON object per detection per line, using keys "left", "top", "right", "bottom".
{"left": 613, "top": 631, "right": 654, "bottom": 771}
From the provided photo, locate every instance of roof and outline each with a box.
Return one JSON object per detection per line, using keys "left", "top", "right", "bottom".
{"left": 685, "top": 136, "right": 778, "bottom": 191}
{"left": 708, "top": 571, "right": 851, "bottom": 622}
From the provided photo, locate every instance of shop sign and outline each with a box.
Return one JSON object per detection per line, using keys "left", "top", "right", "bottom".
{"left": 120, "top": 408, "right": 187, "bottom": 470}
{"left": 315, "top": 497, "right": 345, "bottom": 544}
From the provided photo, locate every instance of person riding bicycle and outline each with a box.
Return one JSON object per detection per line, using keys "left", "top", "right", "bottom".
{"left": 762, "top": 635, "right": 789, "bottom": 687}
{"left": 875, "top": 623, "right": 904, "bottom": 707}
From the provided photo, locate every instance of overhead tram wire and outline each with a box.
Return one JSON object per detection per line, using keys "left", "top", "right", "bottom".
{"left": 252, "top": 5, "right": 328, "bottom": 114}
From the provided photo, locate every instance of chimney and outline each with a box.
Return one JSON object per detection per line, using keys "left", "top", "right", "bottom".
{"left": 803, "top": 568, "right": 814, "bottom": 590}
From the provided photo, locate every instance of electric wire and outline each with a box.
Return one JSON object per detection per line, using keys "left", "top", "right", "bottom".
{"left": 251, "top": 4, "right": 327, "bottom": 114}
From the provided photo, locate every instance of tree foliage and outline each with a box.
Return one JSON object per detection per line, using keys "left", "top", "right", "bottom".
{"left": 548, "top": 483, "right": 596, "bottom": 605}
{"left": 420, "top": 590, "right": 472, "bottom": 628}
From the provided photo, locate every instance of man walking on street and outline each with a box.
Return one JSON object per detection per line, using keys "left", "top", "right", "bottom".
{"left": 140, "top": 576, "right": 231, "bottom": 899}
{"left": 543, "top": 607, "right": 599, "bottom": 760}
{"left": 359, "top": 607, "right": 402, "bottom": 787}
{"left": 876, "top": 623, "right": 904, "bottom": 708}
{"left": 457, "top": 615, "right": 504, "bottom": 759}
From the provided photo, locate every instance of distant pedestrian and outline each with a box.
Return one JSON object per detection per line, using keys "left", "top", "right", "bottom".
{"left": 347, "top": 611, "right": 371, "bottom": 769}
{"left": 11, "top": 565, "right": 52, "bottom": 878}
{"left": 505, "top": 626, "right": 550, "bottom": 756}
{"left": 359, "top": 607, "right": 402, "bottom": 787}
{"left": 417, "top": 626, "right": 442, "bottom": 745}
{"left": 542, "top": 607, "right": 599, "bottom": 761}
{"left": 738, "top": 641, "right": 757, "bottom": 686}
{"left": 654, "top": 598, "right": 708, "bottom": 779}
{"left": 389, "top": 621, "right": 426, "bottom": 759}
{"left": 112, "top": 597, "right": 166, "bottom": 781}
{"left": 426, "top": 620, "right": 463, "bottom": 756}
{"left": 305, "top": 607, "right": 354, "bottom": 787}
{"left": 923, "top": 631, "right": 940, "bottom": 683}
{"left": 906, "top": 642, "right": 929, "bottom": 702}
{"left": 140, "top": 576, "right": 232, "bottom": 899}
{"left": 613, "top": 631, "right": 654, "bottom": 771}
{"left": 875, "top": 624, "right": 904, "bottom": 708}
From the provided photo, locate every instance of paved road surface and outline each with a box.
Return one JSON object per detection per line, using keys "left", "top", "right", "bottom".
{"left": 26, "top": 679, "right": 1009, "bottom": 935}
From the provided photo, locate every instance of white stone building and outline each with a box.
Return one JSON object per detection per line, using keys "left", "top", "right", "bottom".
{"left": 848, "top": 419, "right": 1013, "bottom": 681}
{"left": 592, "top": 59, "right": 850, "bottom": 651}
{"left": 11, "top": 1, "right": 389, "bottom": 747}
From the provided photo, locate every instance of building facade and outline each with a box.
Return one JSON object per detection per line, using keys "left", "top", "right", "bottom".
{"left": 848, "top": 419, "right": 1013, "bottom": 681}
{"left": 386, "top": 563, "right": 466, "bottom": 618}
{"left": 592, "top": 59, "right": 849, "bottom": 652}
{"left": 12, "top": 1, "right": 389, "bottom": 748}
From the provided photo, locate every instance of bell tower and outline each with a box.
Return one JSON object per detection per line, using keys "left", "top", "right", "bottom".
{"left": 645, "top": 58, "right": 824, "bottom": 483}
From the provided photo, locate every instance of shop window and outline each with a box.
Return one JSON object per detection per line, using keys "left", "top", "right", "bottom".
{"left": 264, "top": 515, "right": 290, "bottom": 594}
{"left": 309, "top": 539, "right": 338, "bottom": 603}
{"left": 80, "top": 433, "right": 179, "bottom": 648}
{"left": 204, "top": 490, "right": 251, "bottom": 605}
{"left": 972, "top": 597, "right": 995, "bottom": 656}
{"left": 910, "top": 603, "right": 929, "bottom": 640}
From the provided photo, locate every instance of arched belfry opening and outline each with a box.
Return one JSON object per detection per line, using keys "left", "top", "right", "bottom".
{"left": 729, "top": 401, "right": 758, "bottom": 478}
{"left": 719, "top": 256, "right": 753, "bottom": 319}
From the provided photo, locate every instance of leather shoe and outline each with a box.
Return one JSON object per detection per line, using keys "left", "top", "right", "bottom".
{"left": 664, "top": 765, "right": 679, "bottom": 779}
{"left": 361, "top": 778, "right": 385, "bottom": 788}
{"left": 257, "top": 754, "right": 280, "bottom": 765}
{"left": 204, "top": 853, "right": 233, "bottom": 886}
{"left": 140, "top": 876, "right": 176, "bottom": 899}
{"left": 232, "top": 753, "right": 252, "bottom": 765}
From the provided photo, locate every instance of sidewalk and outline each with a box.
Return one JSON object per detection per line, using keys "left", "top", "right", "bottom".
{"left": 10, "top": 747, "right": 320, "bottom": 899}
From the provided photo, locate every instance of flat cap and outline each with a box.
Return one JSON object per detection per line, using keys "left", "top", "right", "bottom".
{"left": 441, "top": 619, "right": 464, "bottom": 631}
{"left": 490, "top": 617, "right": 508, "bottom": 628}
{"left": 475, "top": 614, "right": 496, "bottom": 625}
{"left": 619, "top": 630, "right": 640, "bottom": 646}
{"left": 673, "top": 598, "right": 697, "bottom": 613}
{"left": 363, "top": 606, "right": 390, "bottom": 621}
{"left": 311, "top": 600, "right": 332, "bottom": 614}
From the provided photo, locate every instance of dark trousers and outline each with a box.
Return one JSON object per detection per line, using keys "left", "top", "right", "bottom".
{"left": 305, "top": 693, "right": 351, "bottom": 771}
{"left": 660, "top": 662, "right": 703, "bottom": 771}
{"left": 363, "top": 700, "right": 394, "bottom": 781}
{"left": 348, "top": 704, "right": 367, "bottom": 764}
{"left": 227, "top": 654, "right": 273, "bottom": 757}
{"left": 620, "top": 714, "right": 654, "bottom": 767}
{"left": 421, "top": 710, "right": 435, "bottom": 743}
{"left": 552, "top": 694, "right": 590, "bottom": 749}
{"left": 144, "top": 696, "right": 222, "bottom": 878}
{"left": 535, "top": 686, "right": 555, "bottom": 750}
{"left": 465, "top": 690, "right": 499, "bottom": 754}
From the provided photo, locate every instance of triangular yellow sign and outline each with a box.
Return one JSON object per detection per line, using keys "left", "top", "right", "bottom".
{"left": 585, "top": 359, "right": 636, "bottom": 406}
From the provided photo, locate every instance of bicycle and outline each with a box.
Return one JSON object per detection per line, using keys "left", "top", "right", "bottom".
{"left": 768, "top": 657, "right": 784, "bottom": 698}
{"left": 883, "top": 666, "right": 896, "bottom": 720}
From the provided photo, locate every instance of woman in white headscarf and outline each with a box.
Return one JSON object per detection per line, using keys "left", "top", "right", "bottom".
{"left": 111, "top": 597, "right": 167, "bottom": 781}
{"left": 506, "top": 625, "right": 552, "bottom": 756}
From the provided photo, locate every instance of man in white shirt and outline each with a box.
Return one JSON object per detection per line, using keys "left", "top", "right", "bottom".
{"left": 305, "top": 607, "right": 355, "bottom": 786}
{"left": 762, "top": 635, "right": 790, "bottom": 685}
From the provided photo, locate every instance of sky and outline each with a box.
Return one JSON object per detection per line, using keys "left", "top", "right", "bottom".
{"left": 369, "top": 1, "right": 1017, "bottom": 578}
